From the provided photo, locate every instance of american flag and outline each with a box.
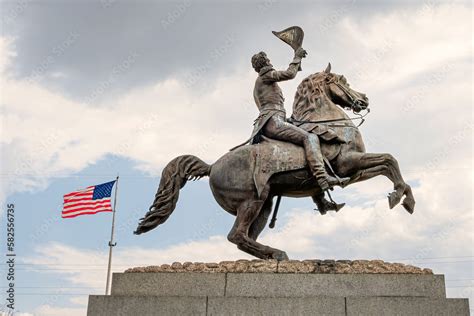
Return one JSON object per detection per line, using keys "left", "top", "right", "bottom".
{"left": 62, "top": 180, "right": 116, "bottom": 218}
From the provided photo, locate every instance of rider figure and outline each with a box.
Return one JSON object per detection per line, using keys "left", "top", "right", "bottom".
{"left": 250, "top": 48, "right": 348, "bottom": 191}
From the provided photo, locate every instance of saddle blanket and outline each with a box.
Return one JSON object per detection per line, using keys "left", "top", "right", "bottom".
{"left": 253, "top": 137, "right": 307, "bottom": 197}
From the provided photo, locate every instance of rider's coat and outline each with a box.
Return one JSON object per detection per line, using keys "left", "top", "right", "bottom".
{"left": 249, "top": 57, "right": 301, "bottom": 144}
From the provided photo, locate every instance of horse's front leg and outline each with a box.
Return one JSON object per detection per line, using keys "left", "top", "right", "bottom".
{"left": 334, "top": 152, "right": 415, "bottom": 213}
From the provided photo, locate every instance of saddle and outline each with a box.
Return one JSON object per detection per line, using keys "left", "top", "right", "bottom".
{"left": 251, "top": 135, "right": 342, "bottom": 197}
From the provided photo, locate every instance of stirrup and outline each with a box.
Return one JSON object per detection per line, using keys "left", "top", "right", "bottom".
{"left": 326, "top": 190, "right": 346, "bottom": 212}
{"left": 314, "top": 190, "right": 346, "bottom": 215}
{"left": 315, "top": 201, "right": 345, "bottom": 215}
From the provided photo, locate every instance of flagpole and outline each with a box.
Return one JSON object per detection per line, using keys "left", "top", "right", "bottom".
{"left": 105, "top": 175, "right": 119, "bottom": 295}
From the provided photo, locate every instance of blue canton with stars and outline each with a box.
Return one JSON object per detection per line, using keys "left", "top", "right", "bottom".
{"left": 92, "top": 180, "right": 116, "bottom": 200}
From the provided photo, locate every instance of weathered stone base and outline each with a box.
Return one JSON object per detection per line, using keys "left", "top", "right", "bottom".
{"left": 124, "top": 259, "right": 434, "bottom": 274}
{"left": 87, "top": 260, "right": 470, "bottom": 316}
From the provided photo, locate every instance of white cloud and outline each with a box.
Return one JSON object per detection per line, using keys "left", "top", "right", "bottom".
{"left": 0, "top": 36, "right": 257, "bottom": 202}
{"left": 22, "top": 236, "right": 249, "bottom": 290}
{"left": 49, "top": 72, "right": 67, "bottom": 79}
{"left": 337, "top": 4, "right": 472, "bottom": 86}
{"left": 32, "top": 305, "right": 85, "bottom": 316}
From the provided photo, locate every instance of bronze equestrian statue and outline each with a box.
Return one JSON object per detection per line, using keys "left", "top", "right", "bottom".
{"left": 135, "top": 27, "right": 415, "bottom": 261}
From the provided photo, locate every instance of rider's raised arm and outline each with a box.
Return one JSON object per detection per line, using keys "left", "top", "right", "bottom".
{"left": 263, "top": 56, "right": 301, "bottom": 83}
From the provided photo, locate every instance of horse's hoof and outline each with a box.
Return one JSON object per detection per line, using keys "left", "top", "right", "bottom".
{"left": 402, "top": 197, "right": 415, "bottom": 214}
{"left": 273, "top": 251, "right": 289, "bottom": 261}
{"left": 387, "top": 191, "right": 402, "bottom": 209}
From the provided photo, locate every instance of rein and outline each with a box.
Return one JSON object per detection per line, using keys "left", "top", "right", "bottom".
{"left": 291, "top": 108, "right": 370, "bottom": 128}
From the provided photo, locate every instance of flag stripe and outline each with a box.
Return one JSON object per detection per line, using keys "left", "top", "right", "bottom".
{"left": 63, "top": 204, "right": 112, "bottom": 214}
{"left": 62, "top": 209, "right": 112, "bottom": 218}
{"left": 63, "top": 188, "right": 93, "bottom": 198}
{"left": 64, "top": 192, "right": 94, "bottom": 200}
{"left": 62, "top": 200, "right": 111, "bottom": 213}
{"left": 62, "top": 208, "right": 112, "bottom": 218}
{"left": 62, "top": 206, "right": 112, "bottom": 216}
{"left": 62, "top": 201, "right": 112, "bottom": 214}
{"left": 63, "top": 197, "right": 110, "bottom": 208}
{"left": 63, "top": 195, "right": 95, "bottom": 205}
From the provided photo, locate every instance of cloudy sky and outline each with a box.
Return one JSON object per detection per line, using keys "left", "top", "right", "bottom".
{"left": 0, "top": 0, "right": 472, "bottom": 315}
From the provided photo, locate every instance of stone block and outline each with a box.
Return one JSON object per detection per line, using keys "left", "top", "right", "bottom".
{"left": 111, "top": 272, "right": 226, "bottom": 296}
{"left": 346, "top": 297, "right": 470, "bottom": 316}
{"left": 87, "top": 295, "right": 206, "bottom": 316}
{"left": 208, "top": 297, "right": 345, "bottom": 316}
{"left": 225, "top": 274, "right": 446, "bottom": 298}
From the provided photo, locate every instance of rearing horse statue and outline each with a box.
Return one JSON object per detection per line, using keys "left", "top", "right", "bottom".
{"left": 135, "top": 63, "right": 415, "bottom": 261}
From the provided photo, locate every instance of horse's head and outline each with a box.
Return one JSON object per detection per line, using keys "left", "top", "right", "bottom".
{"left": 320, "top": 63, "right": 369, "bottom": 113}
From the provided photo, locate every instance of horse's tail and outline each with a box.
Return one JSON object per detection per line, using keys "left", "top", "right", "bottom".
{"left": 134, "top": 155, "right": 211, "bottom": 235}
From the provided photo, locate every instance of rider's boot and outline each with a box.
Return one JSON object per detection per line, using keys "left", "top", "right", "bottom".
{"left": 313, "top": 162, "right": 350, "bottom": 191}
{"left": 312, "top": 193, "right": 345, "bottom": 215}
{"left": 316, "top": 173, "right": 350, "bottom": 191}
{"left": 305, "top": 134, "right": 350, "bottom": 190}
{"left": 316, "top": 174, "right": 350, "bottom": 191}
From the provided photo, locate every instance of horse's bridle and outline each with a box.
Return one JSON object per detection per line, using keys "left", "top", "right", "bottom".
{"left": 291, "top": 74, "right": 370, "bottom": 127}
{"left": 327, "top": 75, "right": 367, "bottom": 113}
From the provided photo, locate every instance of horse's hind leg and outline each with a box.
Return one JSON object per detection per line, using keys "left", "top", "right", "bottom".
{"left": 249, "top": 197, "right": 273, "bottom": 240}
{"left": 227, "top": 198, "right": 288, "bottom": 260}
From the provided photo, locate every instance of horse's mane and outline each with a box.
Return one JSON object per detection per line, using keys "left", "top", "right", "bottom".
{"left": 292, "top": 72, "right": 328, "bottom": 121}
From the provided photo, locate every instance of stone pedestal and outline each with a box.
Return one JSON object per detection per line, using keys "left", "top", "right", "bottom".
{"left": 87, "top": 260, "right": 470, "bottom": 316}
